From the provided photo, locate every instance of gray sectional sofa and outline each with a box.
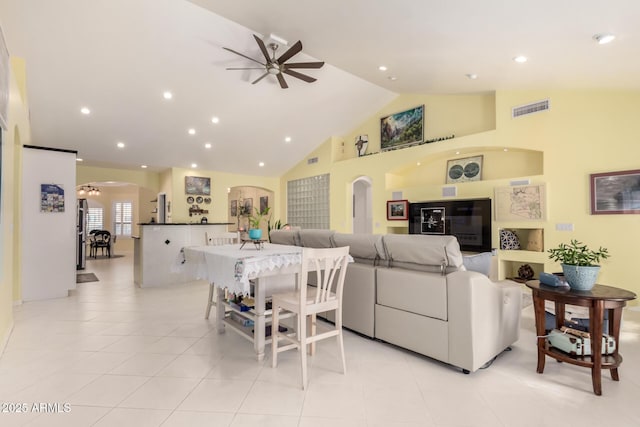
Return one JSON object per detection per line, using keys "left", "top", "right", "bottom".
{"left": 270, "top": 229, "right": 522, "bottom": 373}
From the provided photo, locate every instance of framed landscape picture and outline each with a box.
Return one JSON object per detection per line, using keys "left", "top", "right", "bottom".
{"left": 380, "top": 105, "right": 424, "bottom": 152}
{"left": 590, "top": 169, "right": 640, "bottom": 214}
{"left": 387, "top": 200, "right": 409, "bottom": 220}
{"left": 185, "top": 176, "right": 211, "bottom": 195}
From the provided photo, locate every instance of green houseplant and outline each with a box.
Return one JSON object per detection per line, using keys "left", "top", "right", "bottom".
{"left": 248, "top": 207, "right": 270, "bottom": 240}
{"left": 547, "top": 239, "right": 609, "bottom": 290}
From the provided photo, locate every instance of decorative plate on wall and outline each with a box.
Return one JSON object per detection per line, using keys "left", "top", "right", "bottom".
{"left": 446, "top": 155, "right": 483, "bottom": 184}
{"left": 196, "top": 196, "right": 204, "bottom": 204}
{"left": 204, "top": 197, "right": 211, "bottom": 204}
{"left": 186, "top": 196, "right": 194, "bottom": 204}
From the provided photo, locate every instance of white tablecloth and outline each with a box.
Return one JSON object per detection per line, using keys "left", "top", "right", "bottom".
{"left": 182, "top": 243, "right": 303, "bottom": 295}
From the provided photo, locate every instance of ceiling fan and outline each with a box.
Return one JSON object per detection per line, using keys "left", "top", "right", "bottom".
{"left": 224, "top": 35, "right": 324, "bottom": 89}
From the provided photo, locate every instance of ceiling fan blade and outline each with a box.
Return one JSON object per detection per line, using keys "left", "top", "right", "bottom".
{"left": 253, "top": 34, "right": 272, "bottom": 62}
{"left": 283, "top": 69, "right": 316, "bottom": 83}
{"left": 276, "top": 73, "right": 289, "bottom": 89}
{"left": 226, "top": 67, "right": 265, "bottom": 70}
{"left": 252, "top": 73, "right": 270, "bottom": 85}
{"left": 283, "top": 61, "right": 324, "bottom": 69}
{"left": 223, "top": 47, "right": 265, "bottom": 66}
{"left": 277, "top": 40, "right": 302, "bottom": 64}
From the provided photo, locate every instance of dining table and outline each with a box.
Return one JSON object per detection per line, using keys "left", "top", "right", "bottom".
{"left": 182, "top": 242, "right": 303, "bottom": 361}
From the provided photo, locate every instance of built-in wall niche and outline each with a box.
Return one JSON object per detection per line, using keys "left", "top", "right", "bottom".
{"left": 498, "top": 227, "right": 547, "bottom": 281}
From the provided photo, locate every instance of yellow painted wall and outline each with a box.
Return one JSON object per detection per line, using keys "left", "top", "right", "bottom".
{"left": 169, "top": 168, "right": 281, "bottom": 224}
{"left": 281, "top": 90, "right": 640, "bottom": 301}
{"left": 1, "top": 58, "right": 33, "bottom": 348}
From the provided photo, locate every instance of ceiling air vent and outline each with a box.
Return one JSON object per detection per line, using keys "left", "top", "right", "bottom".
{"left": 512, "top": 99, "right": 550, "bottom": 118}
{"left": 307, "top": 157, "right": 318, "bottom": 165}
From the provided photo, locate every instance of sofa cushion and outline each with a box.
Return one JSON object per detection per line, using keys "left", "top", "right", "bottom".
{"left": 298, "top": 229, "right": 335, "bottom": 248}
{"left": 269, "top": 230, "right": 300, "bottom": 246}
{"left": 332, "top": 233, "right": 386, "bottom": 264}
{"left": 377, "top": 267, "right": 448, "bottom": 320}
{"left": 382, "top": 234, "right": 463, "bottom": 273}
{"left": 462, "top": 252, "right": 493, "bottom": 276}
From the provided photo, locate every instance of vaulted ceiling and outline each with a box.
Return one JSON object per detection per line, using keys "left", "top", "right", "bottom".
{"left": 1, "top": 0, "right": 638, "bottom": 176}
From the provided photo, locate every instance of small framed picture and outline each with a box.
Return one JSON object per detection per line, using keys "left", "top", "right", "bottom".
{"left": 590, "top": 169, "right": 640, "bottom": 215}
{"left": 230, "top": 200, "right": 237, "bottom": 217}
{"left": 387, "top": 200, "right": 409, "bottom": 220}
{"left": 446, "top": 155, "right": 483, "bottom": 184}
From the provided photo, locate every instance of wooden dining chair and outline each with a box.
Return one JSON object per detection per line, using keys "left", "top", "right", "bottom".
{"left": 271, "top": 246, "right": 350, "bottom": 390}
{"left": 204, "top": 231, "right": 240, "bottom": 319}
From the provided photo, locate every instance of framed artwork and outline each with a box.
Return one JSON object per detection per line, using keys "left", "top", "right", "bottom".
{"left": 446, "top": 155, "right": 483, "bottom": 183}
{"left": 230, "top": 200, "right": 237, "bottom": 217}
{"left": 185, "top": 176, "right": 211, "bottom": 195}
{"left": 495, "top": 184, "right": 546, "bottom": 221}
{"left": 259, "top": 196, "right": 268, "bottom": 213}
{"left": 420, "top": 207, "right": 445, "bottom": 234}
{"left": 243, "top": 198, "right": 253, "bottom": 216}
{"left": 387, "top": 200, "right": 409, "bottom": 220}
{"left": 380, "top": 105, "right": 424, "bottom": 152}
{"left": 40, "top": 184, "right": 65, "bottom": 212}
{"left": 590, "top": 169, "right": 640, "bottom": 215}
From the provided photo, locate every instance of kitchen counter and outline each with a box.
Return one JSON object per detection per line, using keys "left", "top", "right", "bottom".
{"left": 133, "top": 223, "right": 231, "bottom": 287}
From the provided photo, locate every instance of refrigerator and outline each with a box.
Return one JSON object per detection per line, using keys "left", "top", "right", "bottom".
{"left": 76, "top": 198, "right": 88, "bottom": 270}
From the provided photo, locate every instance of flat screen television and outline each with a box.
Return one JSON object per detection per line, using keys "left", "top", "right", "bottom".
{"left": 408, "top": 198, "right": 492, "bottom": 253}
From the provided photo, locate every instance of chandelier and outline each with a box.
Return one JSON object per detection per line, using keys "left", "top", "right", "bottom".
{"left": 77, "top": 185, "right": 100, "bottom": 196}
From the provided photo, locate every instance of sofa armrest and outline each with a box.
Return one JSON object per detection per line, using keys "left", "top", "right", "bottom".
{"left": 447, "top": 270, "right": 522, "bottom": 372}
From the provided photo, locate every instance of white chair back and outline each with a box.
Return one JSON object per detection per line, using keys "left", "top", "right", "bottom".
{"left": 303, "top": 246, "right": 350, "bottom": 306}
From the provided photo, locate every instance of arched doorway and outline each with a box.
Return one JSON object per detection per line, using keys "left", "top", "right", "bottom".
{"left": 352, "top": 176, "right": 372, "bottom": 234}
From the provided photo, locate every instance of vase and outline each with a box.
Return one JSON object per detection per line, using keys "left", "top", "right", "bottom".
{"left": 248, "top": 229, "right": 262, "bottom": 240}
{"left": 561, "top": 264, "right": 600, "bottom": 291}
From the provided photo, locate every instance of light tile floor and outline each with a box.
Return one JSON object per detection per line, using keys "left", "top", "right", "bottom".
{"left": 1, "top": 251, "right": 640, "bottom": 426}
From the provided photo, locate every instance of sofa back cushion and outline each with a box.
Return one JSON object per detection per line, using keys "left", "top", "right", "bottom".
{"left": 331, "top": 233, "right": 386, "bottom": 265}
{"left": 298, "top": 229, "right": 335, "bottom": 248}
{"left": 269, "top": 230, "right": 300, "bottom": 246}
{"left": 382, "top": 234, "right": 463, "bottom": 273}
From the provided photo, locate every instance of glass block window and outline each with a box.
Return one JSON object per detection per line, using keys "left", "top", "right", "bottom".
{"left": 113, "top": 201, "right": 133, "bottom": 236}
{"left": 287, "top": 174, "right": 330, "bottom": 229}
{"left": 87, "top": 207, "right": 103, "bottom": 232}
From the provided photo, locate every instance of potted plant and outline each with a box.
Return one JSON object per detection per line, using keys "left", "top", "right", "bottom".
{"left": 248, "top": 207, "right": 270, "bottom": 240}
{"left": 547, "top": 239, "right": 609, "bottom": 290}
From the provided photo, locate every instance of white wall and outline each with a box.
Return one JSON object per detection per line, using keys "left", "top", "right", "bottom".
{"left": 21, "top": 146, "right": 76, "bottom": 301}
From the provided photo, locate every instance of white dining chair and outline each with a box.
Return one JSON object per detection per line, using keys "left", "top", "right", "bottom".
{"left": 204, "top": 231, "right": 240, "bottom": 319}
{"left": 271, "top": 246, "right": 350, "bottom": 390}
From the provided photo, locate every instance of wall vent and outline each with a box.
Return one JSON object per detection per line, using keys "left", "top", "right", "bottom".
{"left": 307, "top": 157, "right": 318, "bottom": 164}
{"left": 512, "top": 99, "right": 550, "bottom": 118}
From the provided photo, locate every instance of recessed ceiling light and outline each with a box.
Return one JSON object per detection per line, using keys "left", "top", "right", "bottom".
{"left": 416, "top": 162, "right": 421, "bottom": 166}
{"left": 388, "top": 76, "right": 397, "bottom": 81}
{"left": 191, "top": 163, "right": 197, "bottom": 168}
{"left": 188, "top": 128, "right": 196, "bottom": 135}
{"left": 285, "top": 136, "right": 292, "bottom": 143}
{"left": 503, "top": 148, "right": 509, "bottom": 152}
{"left": 80, "top": 107, "right": 91, "bottom": 115}
{"left": 211, "top": 116, "right": 220, "bottom": 124}
{"left": 163, "top": 91, "right": 172, "bottom": 100}
{"left": 513, "top": 55, "right": 528, "bottom": 63}
{"left": 116, "top": 142, "right": 125, "bottom": 148}
{"left": 593, "top": 33, "right": 615, "bottom": 45}
{"left": 259, "top": 162, "right": 265, "bottom": 167}
{"left": 204, "top": 142, "right": 212, "bottom": 149}
{"left": 455, "top": 151, "right": 460, "bottom": 155}
{"left": 378, "top": 65, "right": 387, "bottom": 71}
{"left": 141, "top": 165, "right": 148, "bottom": 168}
{"left": 466, "top": 73, "right": 478, "bottom": 80}
{"left": 76, "top": 158, "right": 83, "bottom": 162}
